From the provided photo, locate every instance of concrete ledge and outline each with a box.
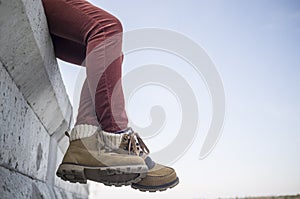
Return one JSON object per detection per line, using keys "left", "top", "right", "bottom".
{"left": 0, "top": 0, "right": 89, "bottom": 198}
{"left": 0, "top": 0, "right": 72, "bottom": 136}
{"left": 0, "top": 166, "right": 87, "bottom": 199}
{"left": 0, "top": 166, "right": 52, "bottom": 199}
{"left": 0, "top": 61, "right": 50, "bottom": 181}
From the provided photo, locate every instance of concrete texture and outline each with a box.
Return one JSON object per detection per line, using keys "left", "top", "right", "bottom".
{"left": 0, "top": 166, "right": 48, "bottom": 199}
{"left": 0, "top": 61, "right": 50, "bottom": 181}
{"left": 0, "top": 0, "right": 72, "bottom": 136}
{"left": 0, "top": 166, "right": 87, "bottom": 199}
{"left": 0, "top": 0, "right": 89, "bottom": 198}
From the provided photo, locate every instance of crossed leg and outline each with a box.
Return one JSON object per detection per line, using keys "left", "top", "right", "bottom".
{"left": 43, "top": 0, "right": 129, "bottom": 132}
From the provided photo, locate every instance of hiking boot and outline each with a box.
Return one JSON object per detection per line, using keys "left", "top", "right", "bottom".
{"left": 131, "top": 164, "right": 179, "bottom": 192}
{"left": 56, "top": 125, "right": 148, "bottom": 186}
{"left": 117, "top": 128, "right": 180, "bottom": 192}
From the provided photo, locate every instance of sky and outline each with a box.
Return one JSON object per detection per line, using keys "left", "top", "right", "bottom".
{"left": 57, "top": 0, "right": 300, "bottom": 198}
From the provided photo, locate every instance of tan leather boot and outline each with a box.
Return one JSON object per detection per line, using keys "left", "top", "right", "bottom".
{"left": 131, "top": 163, "right": 179, "bottom": 192}
{"left": 56, "top": 127, "right": 148, "bottom": 186}
{"left": 116, "top": 128, "right": 179, "bottom": 192}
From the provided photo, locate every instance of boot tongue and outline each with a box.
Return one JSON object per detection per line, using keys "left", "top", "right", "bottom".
{"left": 144, "top": 156, "right": 155, "bottom": 169}
{"left": 119, "top": 128, "right": 155, "bottom": 169}
{"left": 100, "top": 127, "right": 156, "bottom": 169}
{"left": 127, "top": 131, "right": 150, "bottom": 155}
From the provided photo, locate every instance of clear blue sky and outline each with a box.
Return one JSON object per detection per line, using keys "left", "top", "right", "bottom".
{"left": 58, "top": 0, "right": 300, "bottom": 198}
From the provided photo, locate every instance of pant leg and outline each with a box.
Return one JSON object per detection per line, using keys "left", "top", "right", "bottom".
{"left": 50, "top": 34, "right": 86, "bottom": 66}
{"left": 50, "top": 34, "right": 99, "bottom": 126}
{"left": 42, "top": 0, "right": 128, "bottom": 132}
{"left": 76, "top": 78, "right": 100, "bottom": 126}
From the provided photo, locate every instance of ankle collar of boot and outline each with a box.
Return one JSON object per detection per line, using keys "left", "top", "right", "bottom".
{"left": 70, "top": 124, "right": 99, "bottom": 141}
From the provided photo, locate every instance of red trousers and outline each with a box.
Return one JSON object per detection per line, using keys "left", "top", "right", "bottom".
{"left": 41, "top": 0, "right": 128, "bottom": 132}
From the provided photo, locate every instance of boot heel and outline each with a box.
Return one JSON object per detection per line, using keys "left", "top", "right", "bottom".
{"left": 56, "top": 164, "right": 87, "bottom": 184}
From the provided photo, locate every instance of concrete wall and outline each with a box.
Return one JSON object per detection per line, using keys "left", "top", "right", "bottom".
{"left": 0, "top": 0, "right": 89, "bottom": 198}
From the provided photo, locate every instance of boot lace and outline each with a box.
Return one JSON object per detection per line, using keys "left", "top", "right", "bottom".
{"left": 123, "top": 131, "right": 150, "bottom": 155}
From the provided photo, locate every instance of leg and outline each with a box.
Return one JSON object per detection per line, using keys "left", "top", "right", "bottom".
{"left": 75, "top": 79, "right": 99, "bottom": 126}
{"left": 42, "top": 0, "right": 128, "bottom": 132}
{"left": 50, "top": 34, "right": 99, "bottom": 127}
{"left": 50, "top": 34, "right": 86, "bottom": 66}
{"left": 48, "top": 19, "right": 148, "bottom": 185}
{"left": 42, "top": 0, "right": 179, "bottom": 191}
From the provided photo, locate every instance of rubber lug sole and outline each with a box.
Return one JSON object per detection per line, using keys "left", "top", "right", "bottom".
{"left": 56, "top": 163, "right": 148, "bottom": 186}
{"left": 131, "top": 177, "right": 179, "bottom": 192}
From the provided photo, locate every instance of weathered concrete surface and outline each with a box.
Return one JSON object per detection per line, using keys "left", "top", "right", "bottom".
{"left": 0, "top": 0, "right": 89, "bottom": 198}
{"left": 0, "top": 59, "right": 88, "bottom": 199}
{"left": 0, "top": 0, "right": 72, "bottom": 136}
{"left": 0, "top": 61, "right": 50, "bottom": 181}
{"left": 0, "top": 166, "right": 87, "bottom": 199}
{"left": 0, "top": 166, "right": 51, "bottom": 199}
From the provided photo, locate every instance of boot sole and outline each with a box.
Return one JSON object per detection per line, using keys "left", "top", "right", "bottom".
{"left": 56, "top": 163, "right": 148, "bottom": 186}
{"left": 131, "top": 177, "right": 179, "bottom": 192}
